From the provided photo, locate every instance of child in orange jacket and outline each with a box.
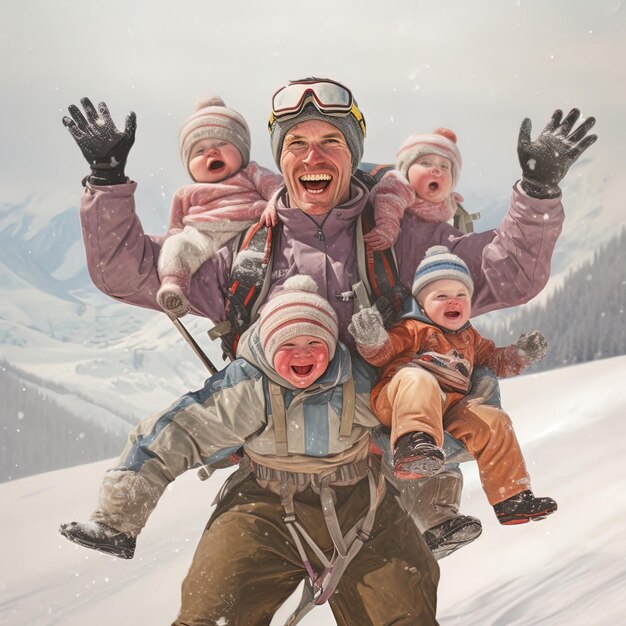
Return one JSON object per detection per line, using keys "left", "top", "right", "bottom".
{"left": 349, "top": 245, "right": 557, "bottom": 525}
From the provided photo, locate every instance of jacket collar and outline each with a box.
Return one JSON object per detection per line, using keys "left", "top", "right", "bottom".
{"left": 274, "top": 177, "right": 369, "bottom": 243}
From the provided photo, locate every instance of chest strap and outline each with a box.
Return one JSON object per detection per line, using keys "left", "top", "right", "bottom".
{"left": 267, "top": 373, "right": 356, "bottom": 457}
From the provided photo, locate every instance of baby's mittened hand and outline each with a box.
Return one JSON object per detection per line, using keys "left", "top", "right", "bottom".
{"left": 516, "top": 330, "right": 548, "bottom": 363}
{"left": 363, "top": 227, "right": 395, "bottom": 251}
{"left": 349, "top": 307, "right": 387, "bottom": 347}
{"left": 259, "top": 203, "right": 278, "bottom": 227}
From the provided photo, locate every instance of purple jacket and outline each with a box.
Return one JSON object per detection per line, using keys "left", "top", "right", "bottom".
{"left": 80, "top": 177, "right": 564, "bottom": 348}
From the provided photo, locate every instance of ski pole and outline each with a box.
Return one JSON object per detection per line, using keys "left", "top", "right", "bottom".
{"left": 167, "top": 315, "right": 218, "bottom": 375}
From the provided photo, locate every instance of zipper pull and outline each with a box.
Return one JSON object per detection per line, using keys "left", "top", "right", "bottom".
{"left": 317, "top": 229, "right": 325, "bottom": 241}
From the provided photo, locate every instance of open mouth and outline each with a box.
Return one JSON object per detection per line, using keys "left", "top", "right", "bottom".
{"left": 444, "top": 311, "right": 461, "bottom": 319}
{"left": 209, "top": 159, "right": 225, "bottom": 171}
{"left": 429, "top": 181, "right": 440, "bottom": 191}
{"left": 299, "top": 173, "right": 332, "bottom": 194}
{"left": 291, "top": 364, "right": 314, "bottom": 376}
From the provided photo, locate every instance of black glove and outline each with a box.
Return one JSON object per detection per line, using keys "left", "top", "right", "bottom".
{"left": 518, "top": 108, "right": 597, "bottom": 199}
{"left": 62, "top": 97, "right": 136, "bottom": 186}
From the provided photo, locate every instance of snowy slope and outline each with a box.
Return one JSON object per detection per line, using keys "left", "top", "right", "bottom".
{"left": 2, "top": 356, "right": 624, "bottom": 626}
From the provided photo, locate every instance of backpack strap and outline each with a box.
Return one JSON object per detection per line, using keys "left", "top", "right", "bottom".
{"left": 268, "top": 380, "right": 289, "bottom": 457}
{"left": 453, "top": 202, "right": 481, "bottom": 234}
{"left": 208, "top": 223, "right": 274, "bottom": 360}
{"left": 355, "top": 199, "right": 408, "bottom": 327}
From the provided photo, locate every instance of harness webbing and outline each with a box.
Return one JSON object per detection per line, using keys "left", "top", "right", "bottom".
{"left": 281, "top": 465, "right": 387, "bottom": 626}
{"left": 268, "top": 380, "right": 289, "bottom": 457}
{"left": 267, "top": 371, "right": 356, "bottom": 455}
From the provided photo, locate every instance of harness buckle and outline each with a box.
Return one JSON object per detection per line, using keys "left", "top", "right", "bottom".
{"left": 356, "top": 527, "right": 373, "bottom": 543}
{"left": 283, "top": 513, "right": 297, "bottom": 524}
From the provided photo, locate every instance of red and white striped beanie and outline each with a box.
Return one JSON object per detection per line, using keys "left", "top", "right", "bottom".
{"left": 179, "top": 96, "right": 251, "bottom": 180}
{"left": 396, "top": 128, "right": 462, "bottom": 189}
{"left": 259, "top": 275, "right": 339, "bottom": 366}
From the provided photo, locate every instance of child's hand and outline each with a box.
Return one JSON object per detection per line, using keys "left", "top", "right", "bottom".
{"left": 259, "top": 203, "right": 278, "bottom": 227}
{"left": 363, "top": 229, "right": 394, "bottom": 251}
{"left": 349, "top": 307, "right": 388, "bottom": 346}
{"left": 516, "top": 331, "right": 547, "bottom": 363}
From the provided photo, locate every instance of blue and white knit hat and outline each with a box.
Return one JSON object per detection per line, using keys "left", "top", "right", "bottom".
{"left": 412, "top": 245, "right": 474, "bottom": 299}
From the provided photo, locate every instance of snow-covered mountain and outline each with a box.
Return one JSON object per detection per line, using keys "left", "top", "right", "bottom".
{"left": 2, "top": 356, "right": 624, "bottom": 625}
{"left": 0, "top": 197, "right": 225, "bottom": 429}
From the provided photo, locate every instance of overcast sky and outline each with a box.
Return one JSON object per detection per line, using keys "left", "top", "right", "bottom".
{"left": 2, "top": 0, "right": 624, "bottom": 232}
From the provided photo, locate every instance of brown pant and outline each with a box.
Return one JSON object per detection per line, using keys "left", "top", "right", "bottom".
{"left": 374, "top": 367, "right": 531, "bottom": 506}
{"left": 173, "top": 473, "right": 440, "bottom": 626}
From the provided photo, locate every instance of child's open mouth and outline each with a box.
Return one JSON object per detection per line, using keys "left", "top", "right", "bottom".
{"left": 429, "top": 181, "right": 440, "bottom": 191}
{"left": 444, "top": 311, "right": 460, "bottom": 319}
{"left": 209, "top": 160, "right": 225, "bottom": 171}
{"left": 291, "top": 364, "right": 314, "bottom": 376}
{"left": 300, "top": 173, "right": 332, "bottom": 194}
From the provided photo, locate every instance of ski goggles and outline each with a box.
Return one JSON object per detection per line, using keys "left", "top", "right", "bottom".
{"left": 268, "top": 78, "right": 366, "bottom": 137}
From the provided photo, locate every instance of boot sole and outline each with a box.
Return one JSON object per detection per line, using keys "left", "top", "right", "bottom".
{"left": 497, "top": 503, "right": 558, "bottom": 526}
{"left": 394, "top": 457, "right": 444, "bottom": 480}
{"left": 425, "top": 518, "right": 483, "bottom": 560}
{"left": 59, "top": 526, "right": 135, "bottom": 559}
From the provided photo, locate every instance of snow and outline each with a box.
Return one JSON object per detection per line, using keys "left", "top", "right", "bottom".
{"left": 2, "top": 355, "right": 625, "bottom": 626}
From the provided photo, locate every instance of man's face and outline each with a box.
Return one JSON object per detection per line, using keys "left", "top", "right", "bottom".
{"left": 279, "top": 120, "right": 353, "bottom": 216}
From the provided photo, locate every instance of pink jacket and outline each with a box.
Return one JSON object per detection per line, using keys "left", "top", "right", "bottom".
{"left": 166, "top": 162, "right": 282, "bottom": 235}
{"left": 79, "top": 177, "right": 564, "bottom": 349}
{"left": 368, "top": 170, "right": 462, "bottom": 248}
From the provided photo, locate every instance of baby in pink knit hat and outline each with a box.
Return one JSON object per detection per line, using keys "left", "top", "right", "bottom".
{"left": 157, "top": 97, "right": 283, "bottom": 317}
{"left": 364, "top": 129, "right": 464, "bottom": 251}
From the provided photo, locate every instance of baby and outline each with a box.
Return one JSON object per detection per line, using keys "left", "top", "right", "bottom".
{"left": 157, "top": 97, "right": 282, "bottom": 317}
{"left": 364, "top": 128, "right": 465, "bottom": 250}
{"left": 350, "top": 245, "right": 558, "bottom": 526}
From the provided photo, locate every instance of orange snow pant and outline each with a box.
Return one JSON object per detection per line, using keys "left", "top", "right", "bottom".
{"left": 373, "top": 366, "right": 531, "bottom": 506}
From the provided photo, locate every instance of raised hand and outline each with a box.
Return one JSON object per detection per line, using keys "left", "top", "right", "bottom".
{"left": 62, "top": 97, "right": 136, "bottom": 185}
{"left": 516, "top": 330, "right": 548, "bottom": 363}
{"left": 348, "top": 306, "right": 388, "bottom": 347}
{"left": 518, "top": 108, "right": 597, "bottom": 199}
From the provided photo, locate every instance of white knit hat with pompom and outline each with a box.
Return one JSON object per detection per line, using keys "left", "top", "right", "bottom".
{"left": 179, "top": 96, "right": 251, "bottom": 179}
{"left": 259, "top": 275, "right": 339, "bottom": 366}
{"left": 396, "top": 128, "right": 462, "bottom": 188}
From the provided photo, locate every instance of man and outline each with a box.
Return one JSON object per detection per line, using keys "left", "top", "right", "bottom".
{"left": 63, "top": 78, "right": 596, "bottom": 624}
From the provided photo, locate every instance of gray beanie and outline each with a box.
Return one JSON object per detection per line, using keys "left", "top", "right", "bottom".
{"left": 179, "top": 96, "right": 251, "bottom": 180}
{"left": 270, "top": 102, "right": 364, "bottom": 173}
{"left": 412, "top": 245, "right": 474, "bottom": 299}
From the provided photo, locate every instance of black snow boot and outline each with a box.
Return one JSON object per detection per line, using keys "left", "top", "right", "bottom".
{"left": 59, "top": 520, "right": 136, "bottom": 559}
{"left": 423, "top": 515, "right": 483, "bottom": 560}
{"left": 393, "top": 431, "right": 445, "bottom": 480}
{"left": 493, "top": 490, "right": 558, "bottom": 525}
